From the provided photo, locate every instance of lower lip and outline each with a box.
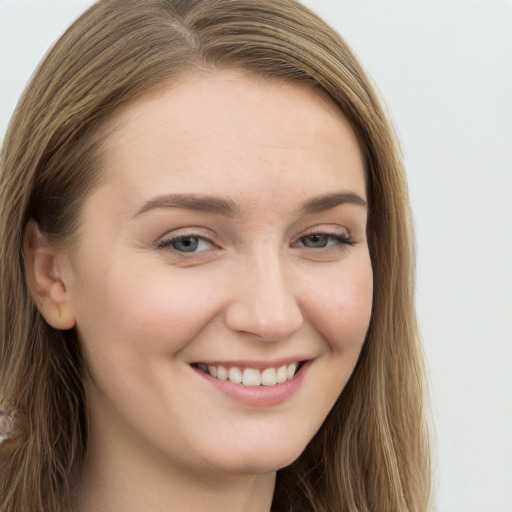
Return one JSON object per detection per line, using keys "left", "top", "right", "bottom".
{"left": 193, "top": 362, "right": 310, "bottom": 407}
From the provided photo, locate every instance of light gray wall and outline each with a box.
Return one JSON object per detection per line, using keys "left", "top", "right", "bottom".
{"left": 1, "top": 1, "right": 511, "bottom": 510}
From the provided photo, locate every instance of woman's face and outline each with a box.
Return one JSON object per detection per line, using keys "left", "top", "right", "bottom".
{"left": 62, "top": 72, "right": 373, "bottom": 478}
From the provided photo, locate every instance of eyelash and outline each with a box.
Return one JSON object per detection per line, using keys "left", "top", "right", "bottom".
{"left": 155, "top": 233, "right": 216, "bottom": 253}
{"left": 295, "top": 232, "right": 355, "bottom": 250}
{"left": 155, "top": 230, "right": 355, "bottom": 255}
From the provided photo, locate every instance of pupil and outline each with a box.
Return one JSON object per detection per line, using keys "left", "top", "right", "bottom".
{"left": 173, "top": 237, "right": 199, "bottom": 252}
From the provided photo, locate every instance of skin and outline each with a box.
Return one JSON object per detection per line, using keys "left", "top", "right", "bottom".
{"left": 31, "top": 72, "right": 373, "bottom": 511}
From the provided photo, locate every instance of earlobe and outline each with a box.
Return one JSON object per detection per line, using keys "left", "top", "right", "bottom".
{"left": 23, "top": 220, "right": 76, "bottom": 330}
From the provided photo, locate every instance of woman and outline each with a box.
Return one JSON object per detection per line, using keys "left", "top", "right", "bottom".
{"left": 0, "top": 0, "right": 432, "bottom": 510}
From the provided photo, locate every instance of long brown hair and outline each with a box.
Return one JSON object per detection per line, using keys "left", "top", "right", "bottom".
{"left": 0, "top": 1, "right": 432, "bottom": 510}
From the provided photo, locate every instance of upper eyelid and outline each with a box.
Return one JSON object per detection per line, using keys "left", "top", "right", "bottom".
{"left": 156, "top": 227, "right": 216, "bottom": 242}
{"left": 292, "top": 224, "right": 352, "bottom": 240}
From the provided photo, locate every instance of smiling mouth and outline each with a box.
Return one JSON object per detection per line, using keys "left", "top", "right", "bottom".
{"left": 191, "top": 362, "right": 303, "bottom": 387}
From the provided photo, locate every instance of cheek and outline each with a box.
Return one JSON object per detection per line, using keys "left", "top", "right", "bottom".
{"left": 306, "top": 255, "right": 373, "bottom": 354}
{"left": 72, "top": 260, "right": 222, "bottom": 365}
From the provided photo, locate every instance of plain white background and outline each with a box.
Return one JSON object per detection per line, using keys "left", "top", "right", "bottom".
{"left": 1, "top": 1, "right": 511, "bottom": 511}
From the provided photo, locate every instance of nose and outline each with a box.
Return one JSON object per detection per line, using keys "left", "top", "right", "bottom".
{"left": 224, "top": 250, "right": 304, "bottom": 342}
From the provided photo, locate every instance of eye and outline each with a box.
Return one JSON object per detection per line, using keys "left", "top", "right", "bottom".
{"left": 298, "top": 232, "right": 355, "bottom": 249}
{"left": 301, "top": 234, "right": 331, "bottom": 248}
{"left": 156, "top": 235, "right": 214, "bottom": 253}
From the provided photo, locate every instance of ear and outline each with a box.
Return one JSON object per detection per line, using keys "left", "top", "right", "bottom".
{"left": 23, "top": 220, "right": 76, "bottom": 330}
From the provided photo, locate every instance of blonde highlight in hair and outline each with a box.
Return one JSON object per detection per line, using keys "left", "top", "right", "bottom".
{"left": 0, "top": 1, "right": 432, "bottom": 510}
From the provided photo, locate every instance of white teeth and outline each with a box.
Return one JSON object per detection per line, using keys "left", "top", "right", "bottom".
{"left": 196, "top": 361, "right": 301, "bottom": 387}
{"left": 261, "top": 367, "right": 277, "bottom": 386}
{"left": 276, "top": 365, "right": 287, "bottom": 384}
{"left": 217, "top": 365, "right": 228, "bottom": 381}
{"left": 243, "top": 368, "right": 262, "bottom": 387}
{"left": 286, "top": 362, "right": 298, "bottom": 380}
{"left": 228, "top": 367, "right": 242, "bottom": 384}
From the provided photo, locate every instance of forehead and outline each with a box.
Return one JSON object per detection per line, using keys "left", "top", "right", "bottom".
{"left": 95, "top": 70, "right": 366, "bottom": 208}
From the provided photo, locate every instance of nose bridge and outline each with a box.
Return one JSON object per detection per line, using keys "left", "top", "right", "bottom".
{"left": 225, "top": 245, "right": 303, "bottom": 341}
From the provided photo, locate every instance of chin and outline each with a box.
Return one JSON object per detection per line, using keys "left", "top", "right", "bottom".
{"left": 206, "top": 438, "right": 308, "bottom": 476}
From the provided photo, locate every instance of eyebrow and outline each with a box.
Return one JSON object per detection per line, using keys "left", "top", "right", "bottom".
{"left": 300, "top": 192, "right": 368, "bottom": 213}
{"left": 133, "top": 190, "right": 367, "bottom": 218}
{"left": 133, "top": 194, "right": 240, "bottom": 218}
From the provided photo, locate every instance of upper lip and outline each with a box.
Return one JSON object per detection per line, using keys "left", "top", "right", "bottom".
{"left": 190, "top": 357, "right": 312, "bottom": 369}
